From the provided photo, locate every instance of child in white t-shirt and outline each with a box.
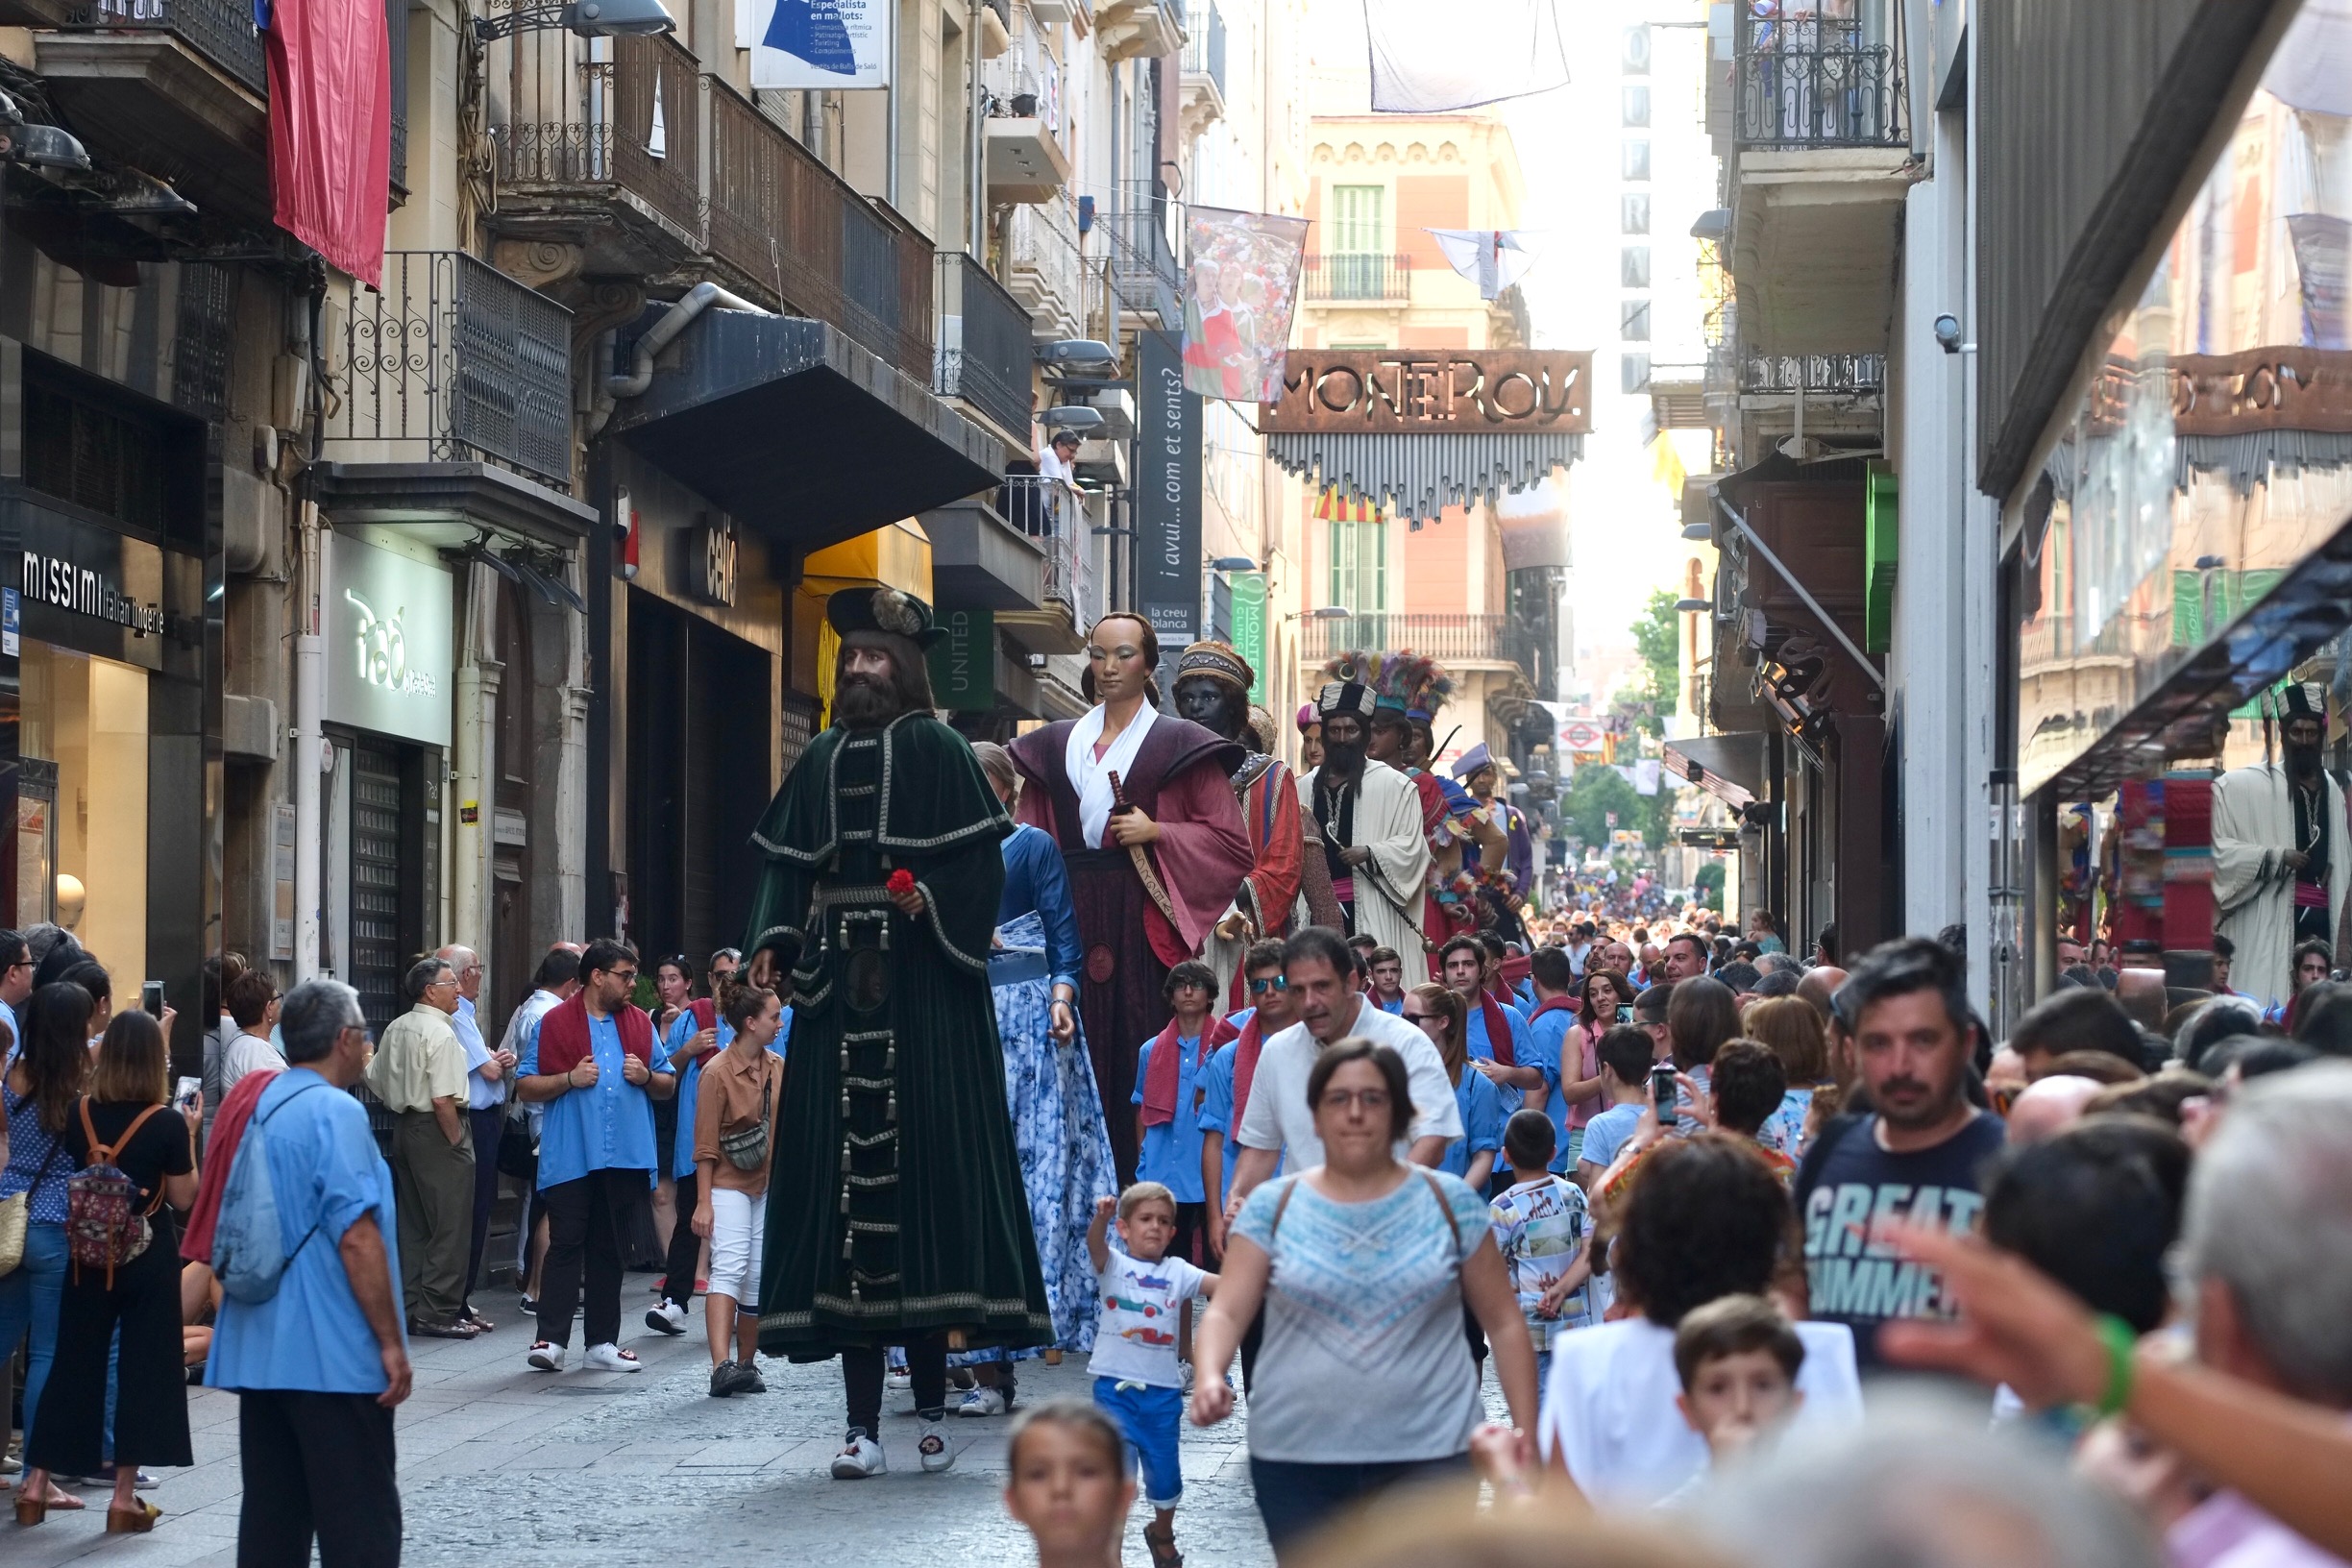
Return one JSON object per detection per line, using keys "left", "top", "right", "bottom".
{"left": 1087, "top": 1183, "right": 1217, "bottom": 1568}
{"left": 1655, "top": 1293, "right": 1807, "bottom": 1509}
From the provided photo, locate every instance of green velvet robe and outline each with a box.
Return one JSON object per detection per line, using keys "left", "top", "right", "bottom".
{"left": 746, "top": 713, "right": 1052, "bottom": 1356}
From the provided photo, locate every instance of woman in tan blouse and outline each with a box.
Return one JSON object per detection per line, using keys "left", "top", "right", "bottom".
{"left": 690, "top": 983, "right": 787, "bottom": 1397}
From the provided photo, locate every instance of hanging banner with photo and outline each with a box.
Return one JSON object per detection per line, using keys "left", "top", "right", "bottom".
{"left": 744, "top": 0, "right": 891, "bottom": 90}
{"left": 1183, "top": 207, "right": 1310, "bottom": 404}
{"left": 1363, "top": 0, "right": 1570, "bottom": 113}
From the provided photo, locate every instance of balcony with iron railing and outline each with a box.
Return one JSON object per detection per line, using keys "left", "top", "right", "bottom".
{"left": 935, "top": 251, "right": 1036, "bottom": 444}
{"left": 1303, "top": 253, "right": 1412, "bottom": 306}
{"left": 55, "top": 0, "right": 264, "bottom": 97}
{"left": 494, "top": 31, "right": 704, "bottom": 251}
{"left": 1306, "top": 614, "right": 1528, "bottom": 671}
{"left": 1005, "top": 194, "right": 1085, "bottom": 340}
{"left": 1179, "top": 2, "right": 1225, "bottom": 135}
{"left": 1103, "top": 200, "right": 1181, "bottom": 327}
{"left": 997, "top": 475, "right": 1096, "bottom": 628}
{"left": 1734, "top": 11, "right": 1904, "bottom": 150}
{"left": 328, "top": 251, "right": 576, "bottom": 492}
{"left": 1739, "top": 352, "right": 1886, "bottom": 395}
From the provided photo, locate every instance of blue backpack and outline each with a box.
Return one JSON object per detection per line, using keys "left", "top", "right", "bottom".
{"left": 212, "top": 1081, "right": 324, "bottom": 1305}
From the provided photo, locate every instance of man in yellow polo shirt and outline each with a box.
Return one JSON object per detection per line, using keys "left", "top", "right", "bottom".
{"left": 367, "top": 955, "right": 476, "bottom": 1338}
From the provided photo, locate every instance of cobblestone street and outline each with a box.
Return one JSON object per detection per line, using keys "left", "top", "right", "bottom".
{"left": 11, "top": 1291, "right": 1277, "bottom": 1568}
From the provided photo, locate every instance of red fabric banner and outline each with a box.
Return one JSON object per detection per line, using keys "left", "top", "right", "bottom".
{"left": 267, "top": 0, "right": 390, "bottom": 288}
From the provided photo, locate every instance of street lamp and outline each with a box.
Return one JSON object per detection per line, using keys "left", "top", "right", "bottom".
{"left": 1286, "top": 605, "right": 1353, "bottom": 621}
{"left": 1674, "top": 597, "right": 1711, "bottom": 614}
{"left": 1209, "top": 555, "right": 1258, "bottom": 573}
{"left": 475, "top": 0, "right": 675, "bottom": 41}
{"left": 1680, "top": 522, "right": 1713, "bottom": 541}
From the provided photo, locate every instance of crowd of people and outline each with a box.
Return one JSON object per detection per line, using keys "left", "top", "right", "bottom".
{"left": 7, "top": 592, "right": 2352, "bottom": 1568}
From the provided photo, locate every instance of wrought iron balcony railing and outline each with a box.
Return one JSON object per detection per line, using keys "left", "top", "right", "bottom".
{"left": 935, "top": 251, "right": 1036, "bottom": 442}
{"left": 997, "top": 475, "right": 1094, "bottom": 625}
{"left": 60, "top": 0, "right": 265, "bottom": 97}
{"left": 1182, "top": 1, "right": 1225, "bottom": 96}
{"left": 496, "top": 33, "right": 703, "bottom": 243}
{"left": 1303, "top": 253, "right": 1412, "bottom": 305}
{"left": 1306, "top": 613, "right": 1523, "bottom": 670}
{"left": 331, "top": 251, "right": 576, "bottom": 491}
{"left": 1734, "top": 12, "right": 1905, "bottom": 150}
{"left": 1739, "top": 352, "right": 1886, "bottom": 395}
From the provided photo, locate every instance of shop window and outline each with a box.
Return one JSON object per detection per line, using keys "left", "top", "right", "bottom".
{"left": 15, "top": 642, "right": 149, "bottom": 981}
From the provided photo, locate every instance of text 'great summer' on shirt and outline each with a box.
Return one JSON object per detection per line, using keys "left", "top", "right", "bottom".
{"left": 1795, "top": 1109, "right": 2007, "bottom": 1371}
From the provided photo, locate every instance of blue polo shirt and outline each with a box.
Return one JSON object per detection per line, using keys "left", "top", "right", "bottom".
{"left": 1133, "top": 1032, "right": 1210, "bottom": 1205}
{"left": 208, "top": 1068, "right": 407, "bottom": 1395}
{"left": 1465, "top": 997, "right": 1536, "bottom": 1114}
{"left": 1438, "top": 1067, "right": 1506, "bottom": 1181}
{"left": 521, "top": 1011, "right": 661, "bottom": 1189}
{"left": 1525, "top": 1003, "right": 1580, "bottom": 1174}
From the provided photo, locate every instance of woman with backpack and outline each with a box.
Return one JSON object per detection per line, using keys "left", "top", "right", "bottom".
{"left": 2, "top": 980, "right": 94, "bottom": 1520}
{"left": 17, "top": 1008, "right": 199, "bottom": 1531}
{"left": 1187, "top": 1038, "right": 1539, "bottom": 1562}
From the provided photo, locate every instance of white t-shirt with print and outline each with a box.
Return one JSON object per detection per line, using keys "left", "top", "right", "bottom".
{"left": 1089, "top": 1248, "right": 1213, "bottom": 1388}
{"left": 1232, "top": 996, "right": 1464, "bottom": 1168}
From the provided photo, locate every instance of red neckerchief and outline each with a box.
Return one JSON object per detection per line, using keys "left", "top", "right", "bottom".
{"left": 1476, "top": 991, "right": 1517, "bottom": 1066}
{"left": 1531, "top": 995, "right": 1578, "bottom": 1024}
{"left": 1229, "top": 1010, "right": 1268, "bottom": 1132}
{"left": 1139, "top": 1013, "right": 1239, "bottom": 1127}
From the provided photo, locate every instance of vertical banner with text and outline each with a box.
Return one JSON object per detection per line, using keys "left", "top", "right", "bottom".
{"left": 1230, "top": 572, "right": 1267, "bottom": 706}
{"left": 927, "top": 608, "right": 996, "bottom": 713}
{"left": 1136, "top": 331, "right": 1202, "bottom": 707}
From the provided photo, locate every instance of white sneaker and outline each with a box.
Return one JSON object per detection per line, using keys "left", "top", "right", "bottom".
{"left": 645, "top": 1300, "right": 688, "bottom": 1335}
{"left": 527, "top": 1341, "right": 566, "bottom": 1373}
{"left": 582, "top": 1342, "right": 644, "bottom": 1373}
{"left": 831, "top": 1431, "right": 886, "bottom": 1480}
{"left": 886, "top": 1370, "right": 912, "bottom": 1391}
{"left": 956, "top": 1385, "right": 1009, "bottom": 1418}
{"left": 918, "top": 1419, "right": 953, "bottom": 1472}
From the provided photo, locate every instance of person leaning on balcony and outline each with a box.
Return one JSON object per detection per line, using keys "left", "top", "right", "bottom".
{"left": 1041, "top": 426, "right": 1084, "bottom": 487}
{"left": 365, "top": 957, "right": 478, "bottom": 1339}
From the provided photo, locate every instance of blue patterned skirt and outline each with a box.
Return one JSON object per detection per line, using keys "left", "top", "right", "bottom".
{"left": 952, "top": 913, "right": 1117, "bottom": 1360}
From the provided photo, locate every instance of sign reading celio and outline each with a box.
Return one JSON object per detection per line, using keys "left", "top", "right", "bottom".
{"left": 1257, "top": 350, "right": 1593, "bottom": 434}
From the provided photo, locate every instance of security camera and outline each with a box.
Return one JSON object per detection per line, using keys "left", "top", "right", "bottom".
{"left": 1933, "top": 314, "right": 1962, "bottom": 355}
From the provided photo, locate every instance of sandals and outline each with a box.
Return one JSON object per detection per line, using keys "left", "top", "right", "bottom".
{"left": 106, "top": 1500, "right": 162, "bottom": 1534}
{"left": 1144, "top": 1519, "right": 1184, "bottom": 1568}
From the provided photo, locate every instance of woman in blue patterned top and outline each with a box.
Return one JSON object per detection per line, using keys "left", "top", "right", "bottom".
{"left": 957, "top": 744, "right": 1117, "bottom": 1416}
{"left": 1187, "top": 1039, "right": 1538, "bottom": 1562}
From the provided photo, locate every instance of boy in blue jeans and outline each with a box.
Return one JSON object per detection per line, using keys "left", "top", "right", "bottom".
{"left": 1087, "top": 1184, "right": 1217, "bottom": 1568}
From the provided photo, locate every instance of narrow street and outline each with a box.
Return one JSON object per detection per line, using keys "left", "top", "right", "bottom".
{"left": 14, "top": 1297, "right": 1280, "bottom": 1568}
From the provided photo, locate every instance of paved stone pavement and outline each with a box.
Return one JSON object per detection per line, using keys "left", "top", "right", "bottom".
{"left": 9, "top": 1289, "right": 1283, "bottom": 1567}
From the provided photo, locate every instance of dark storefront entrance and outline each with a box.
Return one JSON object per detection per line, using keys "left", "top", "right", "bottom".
{"left": 625, "top": 591, "right": 772, "bottom": 966}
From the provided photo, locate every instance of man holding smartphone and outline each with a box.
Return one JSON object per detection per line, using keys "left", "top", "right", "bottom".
{"left": 1573, "top": 1027, "right": 1665, "bottom": 1191}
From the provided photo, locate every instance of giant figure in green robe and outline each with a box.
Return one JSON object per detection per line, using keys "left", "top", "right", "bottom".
{"left": 746, "top": 588, "right": 1049, "bottom": 1467}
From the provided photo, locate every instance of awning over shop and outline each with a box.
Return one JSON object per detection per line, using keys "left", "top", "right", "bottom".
{"left": 607, "top": 312, "right": 1003, "bottom": 559}
{"left": 1665, "top": 732, "right": 1766, "bottom": 810}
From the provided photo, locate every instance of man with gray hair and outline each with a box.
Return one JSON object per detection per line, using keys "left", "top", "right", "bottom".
{"left": 367, "top": 955, "right": 476, "bottom": 1338}
{"left": 208, "top": 978, "right": 410, "bottom": 1568}
{"left": 439, "top": 943, "right": 513, "bottom": 1332}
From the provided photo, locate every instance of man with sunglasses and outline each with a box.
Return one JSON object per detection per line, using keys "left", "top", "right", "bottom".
{"left": 514, "top": 938, "right": 674, "bottom": 1374}
{"left": 1197, "top": 940, "right": 1299, "bottom": 1255}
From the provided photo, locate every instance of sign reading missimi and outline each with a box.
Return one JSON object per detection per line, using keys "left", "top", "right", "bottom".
{"left": 1258, "top": 350, "right": 1593, "bottom": 434}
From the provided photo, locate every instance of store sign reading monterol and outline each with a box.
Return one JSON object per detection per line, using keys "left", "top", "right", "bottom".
{"left": 328, "top": 536, "right": 453, "bottom": 747}
{"left": 1258, "top": 350, "right": 1594, "bottom": 434}
{"left": 19, "top": 551, "right": 165, "bottom": 637}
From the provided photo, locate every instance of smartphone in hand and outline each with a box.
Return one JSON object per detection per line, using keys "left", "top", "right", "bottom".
{"left": 143, "top": 980, "right": 167, "bottom": 1017}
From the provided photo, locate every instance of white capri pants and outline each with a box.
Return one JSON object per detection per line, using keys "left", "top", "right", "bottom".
{"left": 706, "top": 1186, "right": 768, "bottom": 1310}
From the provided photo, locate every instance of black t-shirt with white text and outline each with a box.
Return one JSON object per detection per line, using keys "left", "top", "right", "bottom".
{"left": 1793, "top": 1110, "right": 2006, "bottom": 1372}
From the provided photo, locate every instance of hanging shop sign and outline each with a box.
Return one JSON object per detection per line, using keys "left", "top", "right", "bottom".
{"left": 1136, "top": 331, "right": 1203, "bottom": 703}
{"left": 1230, "top": 572, "right": 1268, "bottom": 707}
{"left": 327, "top": 534, "right": 453, "bottom": 747}
{"left": 1259, "top": 351, "right": 1593, "bottom": 435}
{"left": 5, "top": 490, "right": 187, "bottom": 672}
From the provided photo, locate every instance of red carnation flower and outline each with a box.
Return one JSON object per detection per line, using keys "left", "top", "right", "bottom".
{"left": 887, "top": 870, "right": 916, "bottom": 896}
